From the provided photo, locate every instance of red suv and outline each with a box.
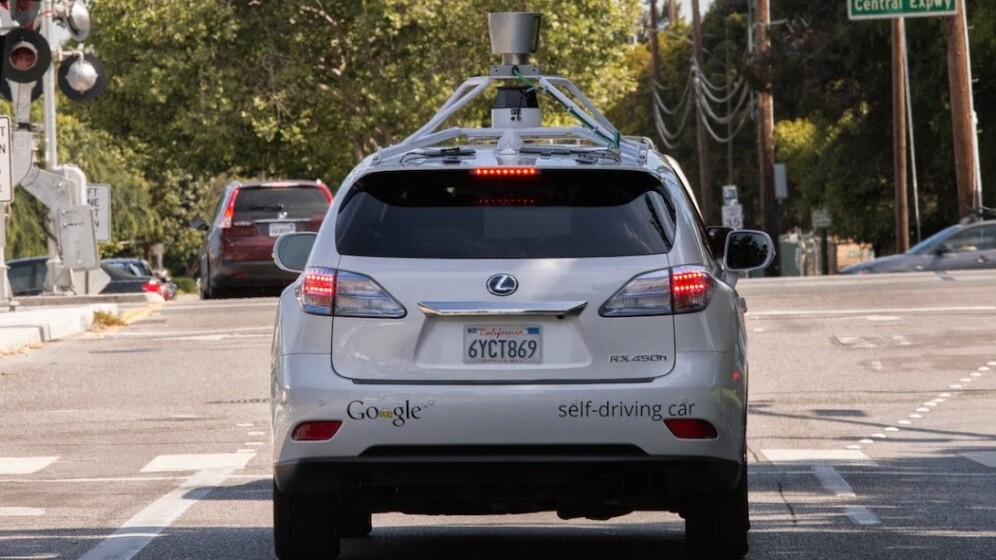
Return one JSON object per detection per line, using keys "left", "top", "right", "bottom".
{"left": 196, "top": 180, "right": 332, "bottom": 298}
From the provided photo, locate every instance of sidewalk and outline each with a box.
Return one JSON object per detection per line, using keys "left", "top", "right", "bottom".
{"left": 0, "top": 294, "right": 162, "bottom": 355}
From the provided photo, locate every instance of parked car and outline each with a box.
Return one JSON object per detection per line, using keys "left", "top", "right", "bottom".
{"left": 6, "top": 256, "right": 165, "bottom": 298}
{"left": 195, "top": 180, "right": 333, "bottom": 299}
{"left": 840, "top": 219, "right": 996, "bottom": 274}
{"left": 101, "top": 257, "right": 176, "bottom": 300}
{"left": 267, "top": 19, "right": 774, "bottom": 560}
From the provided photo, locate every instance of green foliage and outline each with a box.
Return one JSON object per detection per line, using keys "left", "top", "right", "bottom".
{"left": 172, "top": 276, "right": 197, "bottom": 295}
{"left": 8, "top": 0, "right": 991, "bottom": 267}
{"left": 65, "top": 0, "right": 641, "bottom": 273}
{"left": 615, "top": 0, "right": 996, "bottom": 254}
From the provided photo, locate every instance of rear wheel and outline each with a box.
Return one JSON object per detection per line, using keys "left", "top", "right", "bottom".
{"left": 339, "top": 513, "right": 372, "bottom": 538}
{"left": 684, "top": 459, "right": 750, "bottom": 559}
{"left": 273, "top": 481, "right": 342, "bottom": 560}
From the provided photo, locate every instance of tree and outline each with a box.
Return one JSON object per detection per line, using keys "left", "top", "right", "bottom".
{"left": 74, "top": 0, "right": 643, "bottom": 273}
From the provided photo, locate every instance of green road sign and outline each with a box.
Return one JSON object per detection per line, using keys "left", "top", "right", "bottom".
{"left": 848, "top": 0, "right": 958, "bottom": 20}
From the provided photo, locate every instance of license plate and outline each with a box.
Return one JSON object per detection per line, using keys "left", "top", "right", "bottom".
{"left": 269, "top": 222, "right": 295, "bottom": 237}
{"left": 464, "top": 325, "right": 542, "bottom": 364}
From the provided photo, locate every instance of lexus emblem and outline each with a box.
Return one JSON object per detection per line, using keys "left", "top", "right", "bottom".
{"left": 486, "top": 274, "right": 518, "bottom": 296}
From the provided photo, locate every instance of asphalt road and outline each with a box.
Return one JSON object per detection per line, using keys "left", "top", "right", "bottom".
{"left": 1, "top": 270, "right": 994, "bottom": 560}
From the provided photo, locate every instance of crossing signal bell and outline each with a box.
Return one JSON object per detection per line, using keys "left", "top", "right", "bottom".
{"left": 58, "top": 53, "right": 106, "bottom": 101}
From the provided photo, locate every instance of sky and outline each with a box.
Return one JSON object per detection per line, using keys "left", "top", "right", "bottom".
{"left": 682, "top": 0, "right": 716, "bottom": 21}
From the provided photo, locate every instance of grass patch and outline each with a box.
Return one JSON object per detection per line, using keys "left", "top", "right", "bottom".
{"left": 92, "top": 310, "right": 125, "bottom": 329}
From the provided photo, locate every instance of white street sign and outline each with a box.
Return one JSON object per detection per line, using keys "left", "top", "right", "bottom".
{"left": 0, "top": 116, "right": 12, "bottom": 202}
{"left": 812, "top": 207, "right": 832, "bottom": 229}
{"left": 87, "top": 184, "right": 111, "bottom": 242}
{"left": 722, "top": 203, "right": 744, "bottom": 230}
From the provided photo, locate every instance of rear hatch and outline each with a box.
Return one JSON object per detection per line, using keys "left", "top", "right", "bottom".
{"left": 224, "top": 183, "right": 331, "bottom": 262}
{"left": 329, "top": 168, "right": 678, "bottom": 383}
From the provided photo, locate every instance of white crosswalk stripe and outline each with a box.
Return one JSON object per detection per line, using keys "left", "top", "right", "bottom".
{"left": 0, "top": 456, "right": 59, "bottom": 475}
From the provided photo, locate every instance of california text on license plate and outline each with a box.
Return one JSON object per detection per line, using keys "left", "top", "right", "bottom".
{"left": 464, "top": 325, "right": 542, "bottom": 364}
{"left": 269, "top": 222, "right": 295, "bottom": 237}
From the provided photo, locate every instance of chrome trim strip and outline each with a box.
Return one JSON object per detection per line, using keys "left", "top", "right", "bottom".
{"left": 418, "top": 301, "right": 587, "bottom": 317}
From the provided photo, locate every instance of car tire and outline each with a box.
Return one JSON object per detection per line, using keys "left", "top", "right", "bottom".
{"left": 339, "top": 513, "right": 373, "bottom": 538}
{"left": 273, "top": 481, "right": 342, "bottom": 560}
{"left": 684, "top": 456, "right": 749, "bottom": 559}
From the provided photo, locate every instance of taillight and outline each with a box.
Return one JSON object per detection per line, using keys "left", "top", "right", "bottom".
{"left": 599, "top": 266, "right": 715, "bottom": 317}
{"left": 670, "top": 265, "right": 715, "bottom": 313}
{"left": 301, "top": 267, "right": 336, "bottom": 315}
{"left": 142, "top": 279, "right": 161, "bottom": 294}
{"left": 299, "top": 267, "right": 406, "bottom": 318}
{"left": 219, "top": 189, "right": 240, "bottom": 228}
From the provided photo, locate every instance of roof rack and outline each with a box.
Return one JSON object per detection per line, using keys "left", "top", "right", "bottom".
{"left": 372, "top": 13, "right": 649, "bottom": 166}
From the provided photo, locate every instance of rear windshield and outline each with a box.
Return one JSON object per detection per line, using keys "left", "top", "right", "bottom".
{"left": 233, "top": 186, "right": 329, "bottom": 219}
{"left": 335, "top": 169, "right": 675, "bottom": 259}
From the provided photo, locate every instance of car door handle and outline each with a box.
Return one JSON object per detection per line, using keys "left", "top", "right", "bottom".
{"left": 418, "top": 301, "right": 588, "bottom": 317}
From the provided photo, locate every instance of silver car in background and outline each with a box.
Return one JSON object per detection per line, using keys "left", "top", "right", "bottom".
{"left": 269, "top": 12, "right": 774, "bottom": 560}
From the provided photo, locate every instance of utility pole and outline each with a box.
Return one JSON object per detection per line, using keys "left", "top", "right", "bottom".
{"left": 649, "top": 0, "right": 662, "bottom": 83}
{"left": 755, "top": 0, "right": 780, "bottom": 276}
{"left": 946, "top": 0, "right": 980, "bottom": 218}
{"left": 892, "top": 18, "right": 909, "bottom": 253}
{"left": 666, "top": 0, "right": 678, "bottom": 25}
{"left": 691, "top": 0, "right": 715, "bottom": 224}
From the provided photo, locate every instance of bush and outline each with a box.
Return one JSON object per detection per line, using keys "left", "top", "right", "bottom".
{"left": 173, "top": 276, "right": 198, "bottom": 294}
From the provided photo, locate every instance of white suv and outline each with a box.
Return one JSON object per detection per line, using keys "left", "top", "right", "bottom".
{"left": 270, "top": 13, "right": 773, "bottom": 560}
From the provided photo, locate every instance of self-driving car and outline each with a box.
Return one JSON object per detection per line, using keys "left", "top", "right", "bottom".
{"left": 269, "top": 13, "right": 773, "bottom": 560}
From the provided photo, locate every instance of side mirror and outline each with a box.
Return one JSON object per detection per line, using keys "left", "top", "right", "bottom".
{"left": 190, "top": 217, "right": 208, "bottom": 231}
{"left": 706, "top": 226, "right": 734, "bottom": 259}
{"left": 724, "top": 230, "right": 775, "bottom": 272}
{"left": 273, "top": 232, "right": 317, "bottom": 273}
{"left": 933, "top": 243, "right": 953, "bottom": 256}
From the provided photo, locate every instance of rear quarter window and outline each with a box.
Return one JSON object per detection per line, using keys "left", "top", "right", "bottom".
{"left": 335, "top": 169, "right": 675, "bottom": 259}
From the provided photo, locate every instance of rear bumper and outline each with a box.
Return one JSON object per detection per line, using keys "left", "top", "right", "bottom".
{"left": 272, "top": 351, "right": 747, "bottom": 511}
{"left": 274, "top": 454, "right": 742, "bottom": 514}
{"left": 212, "top": 260, "right": 299, "bottom": 287}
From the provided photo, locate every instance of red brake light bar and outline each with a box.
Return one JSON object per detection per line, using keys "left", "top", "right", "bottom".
{"left": 471, "top": 167, "right": 539, "bottom": 177}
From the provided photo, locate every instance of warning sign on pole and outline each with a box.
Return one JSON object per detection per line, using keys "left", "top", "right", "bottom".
{"left": 87, "top": 184, "right": 112, "bottom": 242}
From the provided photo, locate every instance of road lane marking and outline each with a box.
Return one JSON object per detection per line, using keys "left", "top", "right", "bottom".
{"left": 845, "top": 505, "right": 881, "bottom": 525}
{"left": 960, "top": 452, "right": 996, "bottom": 468}
{"left": 1, "top": 474, "right": 269, "bottom": 484}
{"left": 75, "top": 467, "right": 235, "bottom": 560}
{"left": 0, "top": 457, "right": 59, "bottom": 475}
{"left": 760, "top": 449, "right": 874, "bottom": 466}
{"left": 812, "top": 466, "right": 881, "bottom": 526}
{"left": 812, "top": 465, "right": 855, "bottom": 497}
{"left": 748, "top": 306, "right": 996, "bottom": 317}
{"left": 0, "top": 506, "right": 44, "bottom": 516}
{"left": 141, "top": 453, "right": 253, "bottom": 473}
